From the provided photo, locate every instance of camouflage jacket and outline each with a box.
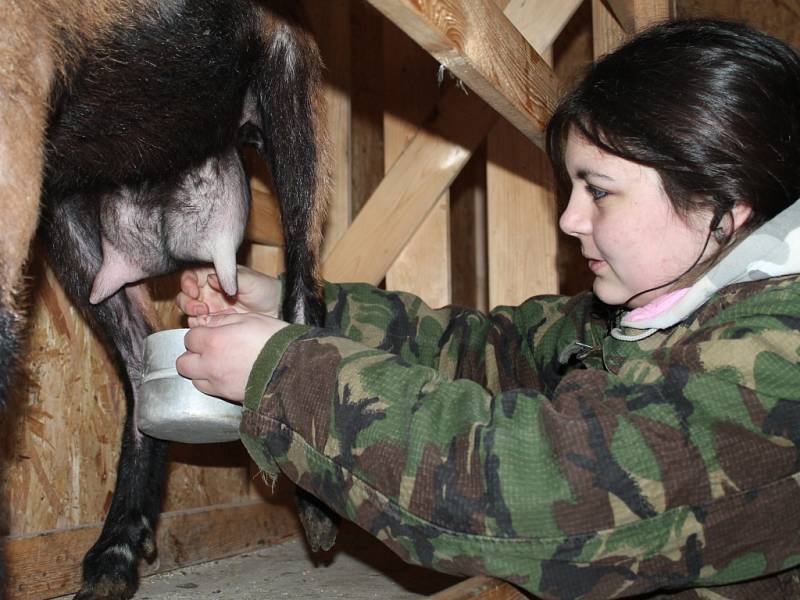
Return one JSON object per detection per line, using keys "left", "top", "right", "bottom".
{"left": 240, "top": 202, "right": 800, "bottom": 599}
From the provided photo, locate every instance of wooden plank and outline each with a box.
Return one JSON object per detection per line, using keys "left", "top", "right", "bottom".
{"left": 4, "top": 499, "right": 300, "bottom": 600}
{"left": 605, "top": 0, "right": 677, "bottom": 34}
{"left": 629, "top": 0, "right": 676, "bottom": 30}
{"left": 303, "top": 0, "right": 353, "bottom": 260}
{"left": 246, "top": 243, "right": 285, "bottom": 279}
{"left": 364, "top": 0, "right": 559, "bottom": 147}
{"left": 3, "top": 259, "right": 125, "bottom": 536}
{"left": 450, "top": 144, "right": 488, "bottom": 312}
{"left": 605, "top": 0, "right": 637, "bottom": 33}
{"left": 430, "top": 575, "right": 528, "bottom": 600}
{"left": 486, "top": 1, "right": 566, "bottom": 307}
{"left": 677, "top": 0, "right": 800, "bottom": 48}
{"left": 350, "top": 0, "right": 385, "bottom": 220}
{"left": 383, "top": 15, "right": 451, "bottom": 307}
{"left": 487, "top": 117, "right": 558, "bottom": 307}
{"left": 592, "top": 0, "right": 627, "bottom": 56}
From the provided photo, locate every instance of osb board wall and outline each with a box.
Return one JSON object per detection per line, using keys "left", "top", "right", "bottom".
{"left": 0, "top": 261, "right": 258, "bottom": 538}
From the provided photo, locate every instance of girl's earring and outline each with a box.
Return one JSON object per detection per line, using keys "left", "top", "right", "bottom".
{"left": 713, "top": 226, "right": 726, "bottom": 243}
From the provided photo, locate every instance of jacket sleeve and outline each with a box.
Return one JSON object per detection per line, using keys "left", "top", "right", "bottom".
{"left": 321, "top": 281, "right": 588, "bottom": 392}
{"left": 240, "top": 294, "right": 800, "bottom": 599}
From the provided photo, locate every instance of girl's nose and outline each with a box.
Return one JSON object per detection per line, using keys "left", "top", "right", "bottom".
{"left": 559, "top": 193, "right": 592, "bottom": 238}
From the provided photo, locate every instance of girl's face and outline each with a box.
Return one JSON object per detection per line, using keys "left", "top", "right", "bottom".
{"left": 559, "top": 130, "right": 715, "bottom": 308}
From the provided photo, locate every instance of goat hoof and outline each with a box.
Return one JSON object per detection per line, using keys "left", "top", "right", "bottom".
{"left": 76, "top": 516, "right": 155, "bottom": 599}
{"left": 74, "top": 574, "right": 135, "bottom": 600}
{"left": 74, "top": 555, "right": 137, "bottom": 600}
{"left": 296, "top": 489, "right": 340, "bottom": 552}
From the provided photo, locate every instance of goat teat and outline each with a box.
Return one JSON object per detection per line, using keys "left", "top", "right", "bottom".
{"left": 90, "top": 148, "right": 250, "bottom": 304}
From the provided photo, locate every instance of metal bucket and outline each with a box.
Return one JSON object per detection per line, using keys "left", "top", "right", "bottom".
{"left": 138, "top": 328, "right": 242, "bottom": 443}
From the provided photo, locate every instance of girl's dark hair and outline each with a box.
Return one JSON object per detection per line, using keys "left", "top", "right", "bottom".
{"left": 547, "top": 19, "right": 800, "bottom": 232}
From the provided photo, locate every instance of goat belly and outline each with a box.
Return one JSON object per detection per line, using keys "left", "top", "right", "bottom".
{"left": 43, "top": 0, "right": 259, "bottom": 195}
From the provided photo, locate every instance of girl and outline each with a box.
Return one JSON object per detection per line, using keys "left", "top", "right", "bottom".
{"left": 176, "top": 19, "right": 800, "bottom": 599}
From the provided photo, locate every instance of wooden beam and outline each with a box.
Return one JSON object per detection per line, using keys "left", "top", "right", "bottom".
{"left": 323, "top": 1, "right": 576, "bottom": 285}
{"left": 364, "top": 0, "right": 559, "bottom": 148}
{"left": 486, "top": 0, "right": 571, "bottom": 307}
{"left": 5, "top": 499, "right": 300, "bottom": 600}
{"left": 628, "top": 0, "right": 676, "bottom": 30}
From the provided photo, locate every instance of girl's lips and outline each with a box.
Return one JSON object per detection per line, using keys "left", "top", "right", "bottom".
{"left": 588, "top": 258, "right": 607, "bottom": 273}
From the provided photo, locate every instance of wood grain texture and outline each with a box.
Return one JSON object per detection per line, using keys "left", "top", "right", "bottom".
{"left": 486, "top": 0, "right": 561, "bottom": 308}
{"left": 245, "top": 187, "right": 283, "bottom": 247}
{"left": 364, "top": 0, "right": 559, "bottom": 147}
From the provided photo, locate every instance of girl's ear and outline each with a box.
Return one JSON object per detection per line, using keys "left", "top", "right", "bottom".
{"left": 731, "top": 201, "right": 754, "bottom": 233}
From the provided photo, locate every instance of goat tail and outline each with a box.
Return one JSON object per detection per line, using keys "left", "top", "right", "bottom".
{"left": 251, "top": 3, "right": 330, "bottom": 328}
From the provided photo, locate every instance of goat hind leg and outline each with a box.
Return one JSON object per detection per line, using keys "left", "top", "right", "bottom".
{"left": 251, "top": 5, "right": 339, "bottom": 552}
{"left": 41, "top": 197, "right": 168, "bottom": 600}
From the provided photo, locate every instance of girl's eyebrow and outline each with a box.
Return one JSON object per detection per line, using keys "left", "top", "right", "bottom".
{"left": 576, "top": 168, "right": 615, "bottom": 181}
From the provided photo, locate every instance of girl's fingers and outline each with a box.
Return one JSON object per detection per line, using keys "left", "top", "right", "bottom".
{"left": 207, "top": 273, "right": 224, "bottom": 293}
{"left": 175, "top": 292, "right": 209, "bottom": 317}
{"left": 175, "top": 350, "right": 205, "bottom": 380}
{"left": 182, "top": 326, "right": 214, "bottom": 354}
{"left": 191, "top": 378, "right": 216, "bottom": 396}
{"left": 179, "top": 270, "right": 201, "bottom": 298}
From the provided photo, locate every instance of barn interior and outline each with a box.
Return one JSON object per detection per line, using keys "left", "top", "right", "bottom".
{"left": 2, "top": 1, "right": 799, "bottom": 598}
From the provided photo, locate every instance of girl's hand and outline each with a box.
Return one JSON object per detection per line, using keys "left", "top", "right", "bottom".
{"left": 176, "top": 265, "right": 281, "bottom": 326}
{"left": 176, "top": 312, "right": 289, "bottom": 402}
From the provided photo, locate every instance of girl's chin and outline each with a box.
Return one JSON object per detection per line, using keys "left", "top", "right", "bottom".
{"left": 592, "top": 278, "right": 630, "bottom": 307}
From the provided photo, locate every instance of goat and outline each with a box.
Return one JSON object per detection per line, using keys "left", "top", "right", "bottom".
{"left": 1, "top": 1, "right": 338, "bottom": 597}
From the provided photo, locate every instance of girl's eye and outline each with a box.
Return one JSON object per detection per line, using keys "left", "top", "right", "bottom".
{"left": 586, "top": 184, "right": 608, "bottom": 201}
